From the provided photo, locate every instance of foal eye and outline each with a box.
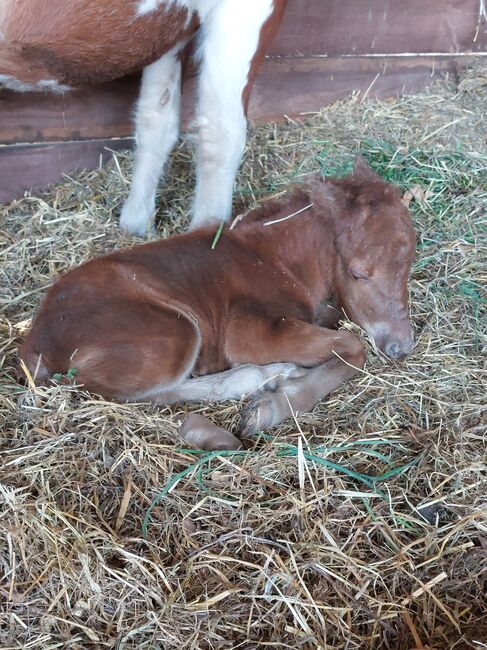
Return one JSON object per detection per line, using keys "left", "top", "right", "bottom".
{"left": 348, "top": 267, "right": 369, "bottom": 280}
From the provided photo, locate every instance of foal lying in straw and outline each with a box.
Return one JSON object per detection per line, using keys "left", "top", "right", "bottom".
{"left": 21, "top": 158, "right": 416, "bottom": 450}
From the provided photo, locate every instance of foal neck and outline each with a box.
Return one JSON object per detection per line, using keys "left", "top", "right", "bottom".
{"left": 234, "top": 189, "right": 338, "bottom": 308}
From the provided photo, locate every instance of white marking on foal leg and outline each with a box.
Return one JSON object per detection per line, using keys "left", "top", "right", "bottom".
{"left": 191, "top": 0, "right": 274, "bottom": 228}
{"left": 120, "top": 45, "right": 183, "bottom": 235}
{"left": 157, "top": 362, "right": 299, "bottom": 404}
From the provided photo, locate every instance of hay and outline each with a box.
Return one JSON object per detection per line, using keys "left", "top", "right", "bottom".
{"left": 1, "top": 64, "right": 486, "bottom": 649}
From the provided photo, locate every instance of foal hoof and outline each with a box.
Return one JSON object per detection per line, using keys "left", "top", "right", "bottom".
{"left": 179, "top": 413, "right": 241, "bottom": 451}
{"left": 240, "top": 394, "right": 277, "bottom": 436}
{"left": 240, "top": 403, "right": 261, "bottom": 436}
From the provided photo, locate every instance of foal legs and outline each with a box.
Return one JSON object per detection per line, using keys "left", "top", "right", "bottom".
{"left": 67, "top": 304, "right": 200, "bottom": 401}
{"left": 155, "top": 360, "right": 301, "bottom": 452}
{"left": 120, "top": 45, "right": 183, "bottom": 235}
{"left": 224, "top": 311, "right": 366, "bottom": 433}
{"left": 191, "top": 0, "right": 278, "bottom": 228}
{"left": 168, "top": 363, "right": 301, "bottom": 452}
{"left": 156, "top": 362, "right": 300, "bottom": 404}
{"left": 240, "top": 357, "right": 363, "bottom": 434}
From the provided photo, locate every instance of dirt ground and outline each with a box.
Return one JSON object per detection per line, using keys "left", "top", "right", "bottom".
{"left": 0, "top": 65, "right": 486, "bottom": 648}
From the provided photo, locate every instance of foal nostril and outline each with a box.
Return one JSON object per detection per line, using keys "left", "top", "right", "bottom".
{"left": 385, "top": 342, "right": 400, "bottom": 359}
{"left": 384, "top": 339, "right": 414, "bottom": 360}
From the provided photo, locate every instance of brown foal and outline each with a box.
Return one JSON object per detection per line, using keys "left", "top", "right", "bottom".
{"left": 20, "top": 158, "right": 416, "bottom": 449}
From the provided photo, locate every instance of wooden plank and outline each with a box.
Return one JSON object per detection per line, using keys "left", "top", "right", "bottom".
{"left": 247, "top": 55, "right": 469, "bottom": 122}
{"left": 0, "top": 54, "right": 476, "bottom": 203}
{"left": 270, "top": 0, "right": 487, "bottom": 56}
{"left": 1, "top": 0, "right": 486, "bottom": 146}
{"left": 0, "top": 51, "right": 479, "bottom": 146}
{"left": 0, "top": 77, "right": 139, "bottom": 145}
{"left": 0, "top": 138, "right": 133, "bottom": 203}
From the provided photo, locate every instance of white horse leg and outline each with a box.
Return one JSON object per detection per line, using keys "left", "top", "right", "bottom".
{"left": 120, "top": 44, "right": 183, "bottom": 235}
{"left": 191, "top": 0, "right": 275, "bottom": 229}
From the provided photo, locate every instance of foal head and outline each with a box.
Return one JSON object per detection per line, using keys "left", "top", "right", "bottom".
{"left": 312, "top": 157, "right": 416, "bottom": 359}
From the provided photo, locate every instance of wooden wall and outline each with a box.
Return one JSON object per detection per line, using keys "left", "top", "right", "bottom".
{"left": 1, "top": 0, "right": 485, "bottom": 202}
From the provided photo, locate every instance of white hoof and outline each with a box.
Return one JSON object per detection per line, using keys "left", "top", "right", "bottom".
{"left": 119, "top": 198, "right": 155, "bottom": 236}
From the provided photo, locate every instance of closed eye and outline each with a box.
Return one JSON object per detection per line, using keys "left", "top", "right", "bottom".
{"left": 348, "top": 267, "right": 370, "bottom": 280}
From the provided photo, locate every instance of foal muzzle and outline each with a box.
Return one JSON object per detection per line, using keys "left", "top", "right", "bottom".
{"left": 367, "top": 321, "right": 414, "bottom": 360}
{"left": 384, "top": 337, "right": 415, "bottom": 360}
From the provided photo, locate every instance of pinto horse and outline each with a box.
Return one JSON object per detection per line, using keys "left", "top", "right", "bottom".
{"left": 20, "top": 158, "right": 416, "bottom": 448}
{"left": 0, "top": 0, "right": 287, "bottom": 234}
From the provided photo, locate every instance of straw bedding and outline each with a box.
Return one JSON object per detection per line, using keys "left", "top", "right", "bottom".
{"left": 0, "top": 65, "right": 486, "bottom": 649}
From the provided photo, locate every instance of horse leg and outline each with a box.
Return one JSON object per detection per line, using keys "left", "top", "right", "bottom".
{"left": 120, "top": 44, "right": 184, "bottom": 235}
{"left": 240, "top": 356, "right": 364, "bottom": 434}
{"left": 163, "top": 362, "right": 299, "bottom": 451}
{"left": 223, "top": 307, "right": 366, "bottom": 432}
{"left": 156, "top": 361, "right": 299, "bottom": 452}
{"left": 155, "top": 362, "right": 299, "bottom": 404}
{"left": 191, "top": 0, "right": 285, "bottom": 228}
{"left": 66, "top": 305, "right": 201, "bottom": 401}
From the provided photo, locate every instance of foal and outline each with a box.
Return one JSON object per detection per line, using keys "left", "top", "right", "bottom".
{"left": 20, "top": 158, "right": 416, "bottom": 446}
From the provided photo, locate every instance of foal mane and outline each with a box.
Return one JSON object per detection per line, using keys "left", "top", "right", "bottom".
{"left": 232, "top": 159, "right": 402, "bottom": 234}
{"left": 310, "top": 173, "right": 399, "bottom": 208}
{"left": 230, "top": 187, "right": 311, "bottom": 229}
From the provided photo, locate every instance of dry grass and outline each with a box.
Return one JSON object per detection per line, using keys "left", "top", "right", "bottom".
{"left": 1, "top": 65, "right": 486, "bottom": 649}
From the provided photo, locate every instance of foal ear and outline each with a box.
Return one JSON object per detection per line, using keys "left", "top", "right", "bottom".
{"left": 307, "top": 176, "right": 345, "bottom": 216}
{"left": 353, "top": 156, "right": 382, "bottom": 183}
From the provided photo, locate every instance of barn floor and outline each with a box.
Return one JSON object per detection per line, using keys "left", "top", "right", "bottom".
{"left": 1, "top": 65, "right": 486, "bottom": 649}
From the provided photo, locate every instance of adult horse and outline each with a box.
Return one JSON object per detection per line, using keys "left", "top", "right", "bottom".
{"left": 0, "top": 0, "right": 287, "bottom": 234}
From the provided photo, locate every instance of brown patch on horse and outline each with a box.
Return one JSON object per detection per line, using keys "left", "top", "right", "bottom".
{"left": 1, "top": 0, "right": 198, "bottom": 86}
